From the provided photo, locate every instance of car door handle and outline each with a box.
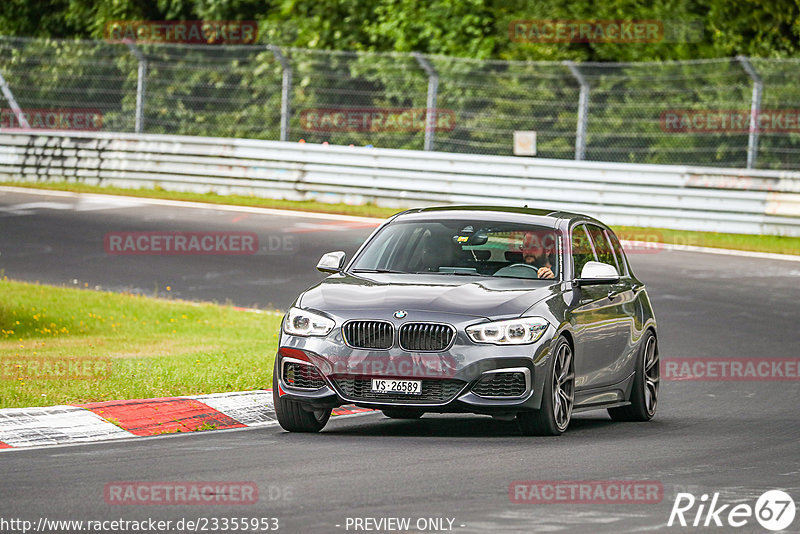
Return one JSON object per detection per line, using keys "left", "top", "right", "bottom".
{"left": 607, "top": 288, "right": 616, "bottom": 301}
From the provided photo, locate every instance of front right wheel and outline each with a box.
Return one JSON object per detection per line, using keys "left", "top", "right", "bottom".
{"left": 517, "top": 336, "right": 574, "bottom": 436}
{"left": 272, "top": 360, "right": 331, "bottom": 432}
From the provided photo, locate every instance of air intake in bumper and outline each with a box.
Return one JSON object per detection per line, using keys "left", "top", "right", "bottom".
{"left": 282, "top": 358, "right": 326, "bottom": 390}
{"left": 471, "top": 369, "right": 530, "bottom": 398}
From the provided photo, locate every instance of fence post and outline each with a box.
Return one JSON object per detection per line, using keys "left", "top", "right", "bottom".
{"left": 125, "top": 43, "right": 147, "bottom": 134}
{"left": 564, "top": 61, "right": 589, "bottom": 161}
{"left": 0, "top": 69, "right": 30, "bottom": 129}
{"left": 413, "top": 52, "right": 439, "bottom": 151}
{"left": 270, "top": 45, "right": 292, "bottom": 142}
{"left": 737, "top": 56, "right": 762, "bottom": 169}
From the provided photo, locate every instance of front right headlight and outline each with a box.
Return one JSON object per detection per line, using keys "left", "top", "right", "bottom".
{"left": 466, "top": 317, "right": 549, "bottom": 345}
{"left": 283, "top": 307, "right": 335, "bottom": 337}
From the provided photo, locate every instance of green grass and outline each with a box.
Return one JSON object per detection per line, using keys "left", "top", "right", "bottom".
{"left": 614, "top": 227, "right": 800, "bottom": 256}
{"left": 0, "top": 277, "right": 282, "bottom": 409}
{"left": 2, "top": 180, "right": 798, "bottom": 255}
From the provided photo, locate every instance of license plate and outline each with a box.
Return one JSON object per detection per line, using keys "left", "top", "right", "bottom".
{"left": 371, "top": 378, "right": 422, "bottom": 395}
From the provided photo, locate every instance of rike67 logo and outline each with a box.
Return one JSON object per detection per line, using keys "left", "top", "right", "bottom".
{"left": 668, "top": 490, "right": 795, "bottom": 531}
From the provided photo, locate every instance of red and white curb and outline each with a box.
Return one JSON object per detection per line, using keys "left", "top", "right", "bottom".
{"left": 0, "top": 390, "right": 374, "bottom": 450}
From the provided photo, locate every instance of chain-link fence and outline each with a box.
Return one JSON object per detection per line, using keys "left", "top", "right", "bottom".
{"left": 1, "top": 36, "right": 799, "bottom": 169}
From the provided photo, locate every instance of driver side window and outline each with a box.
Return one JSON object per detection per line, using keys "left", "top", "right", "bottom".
{"left": 571, "top": 224, "right": 596, "bottom": 277}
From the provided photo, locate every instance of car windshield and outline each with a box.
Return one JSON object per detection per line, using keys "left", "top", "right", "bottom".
{"left": 350, "top": 219, "right": 561, "bottom": 279}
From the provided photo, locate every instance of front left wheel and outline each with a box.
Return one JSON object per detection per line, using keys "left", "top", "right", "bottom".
{"left": 272, "top": 361, "right": 331, "bottom": 432}
{"left": 608, "top": 330, "right": 659, "bottom": 422}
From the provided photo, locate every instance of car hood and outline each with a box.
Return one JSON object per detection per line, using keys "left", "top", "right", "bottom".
{"left": 298, "top": 273, "right": 558, "bottom": 319}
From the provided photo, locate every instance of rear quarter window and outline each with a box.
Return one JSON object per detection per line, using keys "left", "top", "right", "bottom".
{"left": 586, "top": 224, "right": 618, "bottom": 272}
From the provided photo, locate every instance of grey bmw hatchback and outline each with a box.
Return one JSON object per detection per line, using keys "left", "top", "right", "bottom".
{"left": 273, "top": 206, "right": 659, "bottom": 435}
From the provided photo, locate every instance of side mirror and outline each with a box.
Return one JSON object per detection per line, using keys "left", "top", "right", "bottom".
{"left": 316, "top": 251, "right": 346, "bottom": 273}
{"left": 576, "top": 261, "right": 619, "bottom": 286}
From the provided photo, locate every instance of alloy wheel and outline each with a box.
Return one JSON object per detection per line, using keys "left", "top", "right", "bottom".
{"left": 643, "top": 336, "right": 659, "bottom": 416}
{"left": 552, "top": 342, "right": 575, "bottom": 431}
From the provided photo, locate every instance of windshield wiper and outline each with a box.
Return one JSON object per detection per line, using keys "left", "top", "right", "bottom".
{"left": 351, "top": 268, "right": 408, "bottom": 274}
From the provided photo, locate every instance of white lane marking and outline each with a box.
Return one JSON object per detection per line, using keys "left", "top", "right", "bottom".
{"left": 74, "top": 196, "right": 145, "bottom": 211}
{"left": 0, "top": 197, "right": 144, "bottom": 215}
{"left": 0, "top": 186, "right": 384, "bottom": 223}
{"left": 0, "top": 186, "right": 91, "bottom": 199}
{"left": 190, "top": 391, "right": 277, "bottom": 427}
{"left": 287, "top": 220, "right": 379, "bottom": 233}
{"left": 2, "top": 186, "right": 797, "bottom": 261}
{"left": 0, "top": 405, "right": 134, "bottom": 447}
{"left": 0, "top": 201, "right": 74, "bottom": 215}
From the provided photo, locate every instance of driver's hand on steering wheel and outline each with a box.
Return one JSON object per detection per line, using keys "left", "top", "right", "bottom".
{"left": 537, "top": 266, "right": 555, "bottom": 279}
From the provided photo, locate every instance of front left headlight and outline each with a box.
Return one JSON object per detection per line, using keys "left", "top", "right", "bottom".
{"left": 466, "top": 317, "right": 549, "bottom": 345}
{"left": 283, "top": 307, "right": 335, "bottom": 337}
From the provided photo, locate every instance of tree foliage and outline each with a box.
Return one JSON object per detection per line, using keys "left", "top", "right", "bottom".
{"left": 1, "top": 0, "right": 798, "bottom": 60}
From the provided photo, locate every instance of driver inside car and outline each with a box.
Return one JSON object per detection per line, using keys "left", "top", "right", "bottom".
{"left": 520, "top": 232, "right": 556, "bottom": 279}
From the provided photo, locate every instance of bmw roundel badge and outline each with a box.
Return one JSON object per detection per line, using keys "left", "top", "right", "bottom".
{"left": 394, "top": 310, "right": 407, "bottom": 319}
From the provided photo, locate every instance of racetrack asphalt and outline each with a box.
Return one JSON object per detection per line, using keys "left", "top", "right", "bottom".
{"left": 1, "top": 187, "right": 799, "bottom": 533}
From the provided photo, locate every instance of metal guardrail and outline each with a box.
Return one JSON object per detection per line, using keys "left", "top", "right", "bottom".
{"left": 3, "top": 37, "right": 800, "bottom": 170}
{"left": 1, "top": 131, "right": 799, "bottom": 236}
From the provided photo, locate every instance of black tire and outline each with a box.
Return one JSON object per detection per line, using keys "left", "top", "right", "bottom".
{"left": 272, "top": 361, "right": 331, "bottom": 432}
{"left": 382, "top": 409, "right": 424, "bottom": 419}
{"left": 608, "top": 330, "right": 659, "bottom": 422}
{"left": 516, "top": 336, "right": 574, "bottom": 436}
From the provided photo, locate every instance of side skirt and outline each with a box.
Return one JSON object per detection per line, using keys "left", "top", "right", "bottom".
{"left": 572, "top": 371, "right": 635, "bottom": 412}
{"left": 573, "top": 401, "right": 630, "bottom": 414}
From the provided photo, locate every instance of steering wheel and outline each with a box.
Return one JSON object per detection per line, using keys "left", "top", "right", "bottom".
{"left": 493, "top": 263, "right": 541, "bottom": 279}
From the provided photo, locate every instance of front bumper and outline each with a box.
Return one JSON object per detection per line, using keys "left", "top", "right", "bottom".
{"left": 275, "top": 327, "right": 555, "bottom": 414}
